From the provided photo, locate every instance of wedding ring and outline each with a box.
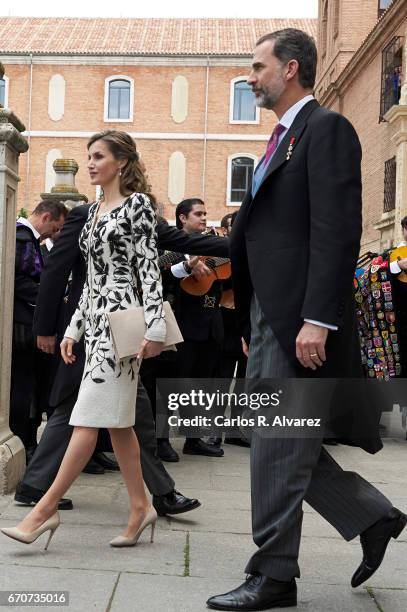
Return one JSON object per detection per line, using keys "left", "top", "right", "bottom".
{"left": 310, "top": 353, "right": 318, "bottom": 357}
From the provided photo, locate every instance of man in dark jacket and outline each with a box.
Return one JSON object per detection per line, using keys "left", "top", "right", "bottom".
{"left": 11, "top": 200, "right": 67, "bottom": 458}
{"left": 207, "top": 29, "right": 406, "bottom": 611}
{"left": 16, "top": 202, "right": 229, "bottom": 517}
{"left": 167, "top": 198, "right": 225, "bottom": 458}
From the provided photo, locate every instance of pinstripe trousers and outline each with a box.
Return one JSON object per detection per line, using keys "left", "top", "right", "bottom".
{"left": 244, "top": 294, "right": 392, "bottom": 580}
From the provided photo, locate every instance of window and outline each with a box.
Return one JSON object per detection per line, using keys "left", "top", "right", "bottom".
{"left": 333, "top": 0, "right": 340, "bottom": 38}
{"left": 230, "top": 78, "right": 259, "bottom": 123}
{"left": 383, "top": 157, "right": 396, "bottom": 213}
{"left": 380, "top": 37, "right": 403, "bottom": 120}
{"left": 0, "top": 76, "right": 9, "bottom": 107}
{"left": 104, "top": 76, "right": 133, "bottom": 122}
{"left": 321, "top": 0, "right": 328, "bottom": 59}
{"left": 227, "top": 154, "right": 257, "bottom": 205}
{"left": 378, "top": 0, "right": 393, "bottom": 18}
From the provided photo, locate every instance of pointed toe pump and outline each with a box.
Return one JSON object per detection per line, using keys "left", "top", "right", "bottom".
{"left": 110, "top": 507, "right": 157, "bottom": 547}
{"left": 1, "top": 512, "right": 60, "bottom": 550}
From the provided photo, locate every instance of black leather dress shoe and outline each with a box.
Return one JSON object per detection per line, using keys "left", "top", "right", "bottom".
{"left": 153, "top": 489, "right": 201, "bottom": 516}
{"left": 183, "top": 439, "right": 224, "bottom": 457}
{"left": 157, "top": 439, "right": 180, "bottom": 462}
{"left": 207, "top": 574, "right": 297, "bottom": 611}
{"left": 224, "top": 437, "right": 250, "bottom": 448}
{"left": 207, "top": 437, "right": 223, "bottom": 448}
{"left": 82, "top": 458, "right": 105, "bottom": 474}
{"left": 14, "top": 483, "right": 73, "bottom": 510}
{"left": 351, "top": 507, "right": 407, "bottom": 588}
{"left": 323, "top": 438, "right": 338, "bottom": 446}
{"left": 93, "top": 452, "right": 120, "bottom": 471}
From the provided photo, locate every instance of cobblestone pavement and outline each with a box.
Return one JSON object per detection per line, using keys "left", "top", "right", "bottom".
{"left": 0, "top": 438, "right": 406, "bottom": 611}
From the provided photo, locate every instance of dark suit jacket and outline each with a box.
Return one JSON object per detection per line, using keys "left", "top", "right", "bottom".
{"left": 14, "top": 224, "right": 43, "bottom": 326}
{"left": 230, "top": 99, "right": 382, "bottom": 453}
{"left": 174, "top": 275, "right": 224, "bottom": 344}
{"left": 34, "top": 203, "right": 229, "bottom": 406}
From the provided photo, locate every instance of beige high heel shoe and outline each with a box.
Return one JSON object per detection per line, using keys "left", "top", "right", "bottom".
{"left": 1, "top": 512, "right": 60, "bottom": 550}
{"left": 110, "top": 506, "right": 157, "bottom": 547}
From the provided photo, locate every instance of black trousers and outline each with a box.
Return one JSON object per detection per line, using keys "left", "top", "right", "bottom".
{"left": 10, "top": 348, "right": 37, "bottom": 449}
{"left": 216, "top": 351, "right": 247, "bottom": 380}
{"left": 22, "top": 380, "right": 174, "bottom": 497}
{"left": 173, "top": 338, "right": 222, "bottom": 440}
{"left": 140, "top": 354, "right": 177, "bottom": 423}
{"left": 175, "top": 338, "right": 221, "bottom": 378}
{"left": 10, "top": 343, "right": 59, "bottom": 451}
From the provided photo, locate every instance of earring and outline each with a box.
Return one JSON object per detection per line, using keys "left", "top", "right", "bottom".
{"left": 119, "top": 170, "right": 122, "bottom": 176}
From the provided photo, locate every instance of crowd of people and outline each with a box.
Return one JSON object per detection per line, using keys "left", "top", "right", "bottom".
{"left": 2, "top": 26, "right": 406, "bottom": 612}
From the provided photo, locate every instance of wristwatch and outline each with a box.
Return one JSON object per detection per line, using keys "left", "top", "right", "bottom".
{"left": 183, "top": 260, "right": 192, "bottom": 275}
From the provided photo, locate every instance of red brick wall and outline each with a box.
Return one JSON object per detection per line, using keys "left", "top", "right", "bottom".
{"left": 4, "top": 61, "right": 277, "bottom": 221}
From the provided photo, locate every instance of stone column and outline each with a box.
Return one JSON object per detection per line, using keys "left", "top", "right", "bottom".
{"left": 41, "top": 158, "right": 87, "bottom": 208}
{"left": 0, "top": 71, "right": 29, "bottom": 492}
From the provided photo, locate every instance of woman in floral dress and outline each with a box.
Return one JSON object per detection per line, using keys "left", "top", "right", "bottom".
{"left": 2, "top": 130, "right": 166, "bottom": 549}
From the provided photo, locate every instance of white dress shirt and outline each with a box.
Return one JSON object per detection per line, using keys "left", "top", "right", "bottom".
{"left": 275, "top": 94, "right": 315, "bottom": 143}
{"left": 171, "top": 257, "right": 190, "bottom": 278}
{"left": 45, "top": 238, "right": 54, "bottom": 252}
{"left": 17, "top": 216, "right": 40, "bottom": 240}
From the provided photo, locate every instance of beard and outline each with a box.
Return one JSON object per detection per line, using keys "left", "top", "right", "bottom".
{"left": 254, "top": 74, "right": 286, "bottom": 110}
{"left": 255, "top": 91, "right": 279, "bottom": 109}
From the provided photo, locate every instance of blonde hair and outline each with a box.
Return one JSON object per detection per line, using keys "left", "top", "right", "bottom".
{"left": 87, "top": 130, "right": 156, "bottom": 206}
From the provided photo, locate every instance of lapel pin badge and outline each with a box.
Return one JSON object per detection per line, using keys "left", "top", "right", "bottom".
{"left": 286, "top": 137, "right": 296, "bottom": 161}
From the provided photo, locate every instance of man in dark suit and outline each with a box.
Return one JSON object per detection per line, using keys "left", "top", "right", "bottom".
{"left": 16, "top": 202, "right": 229, "bottom": 517}
{"left": 207, "top": 29, "right": 406, "bottom": 611}
{"left": 11, "top": 201, "right": 67, "bottom": 459}
{"left": 167, "top": 198, "right": 224, "bottom": 458}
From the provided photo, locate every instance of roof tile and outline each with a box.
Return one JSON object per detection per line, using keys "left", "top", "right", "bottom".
{"left": 0, "top": 17, "right": 317, "bottom": 55}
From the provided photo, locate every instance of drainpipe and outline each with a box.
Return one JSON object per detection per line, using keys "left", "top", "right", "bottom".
{"left": 202, "top": 55, "right": 210, "bottom": 200}
{"left": 24, "top": 53, "right": 33, "bottom": 208}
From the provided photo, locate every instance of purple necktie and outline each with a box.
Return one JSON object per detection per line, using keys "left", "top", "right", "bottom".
{"left": 264, "top": 123, "right": 285, "bottom": 165}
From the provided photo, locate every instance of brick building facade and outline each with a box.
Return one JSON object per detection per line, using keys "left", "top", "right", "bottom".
{"left": 0, "top": 17, "right": 316, "bottom": 225}
{"left": 315, "top": 0, "right": 407, "bottom": 252}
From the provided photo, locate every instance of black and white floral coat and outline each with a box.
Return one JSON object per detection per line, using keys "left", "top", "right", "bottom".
{"left": 65, "top": 193, "right": 166, "bottom": 428}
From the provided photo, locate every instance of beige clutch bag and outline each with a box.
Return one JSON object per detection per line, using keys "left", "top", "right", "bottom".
{"left": 107, "top": 301, "right": 183, "bottom": 361}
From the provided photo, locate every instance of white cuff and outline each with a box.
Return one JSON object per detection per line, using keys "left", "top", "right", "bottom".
{"left": 64, "top": 326, "right": 81, "bottom": 342}
{"left": 390, "top": 260, "right": 402, "bottom": 274}
{"left": 304, "top": 319, "right": 338, "bottom": 331}
{"left": 171, "top": 261, "right": 190, "bottom": 278}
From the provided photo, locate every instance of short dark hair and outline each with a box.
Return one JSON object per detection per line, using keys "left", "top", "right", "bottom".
{"left": 221, "top": 213, "right": 233, "bottom": 229}
{"left": 32, "top": 200, "right": 68, "bottom": 220}
{"left": 175, "top": 198, "right": 204, "bottom": 230}
{"left": 401, "top": 216, "right": 407, "bottom": 229}
{"left": 256, "top": 28, "right": 317, "bottom": 89}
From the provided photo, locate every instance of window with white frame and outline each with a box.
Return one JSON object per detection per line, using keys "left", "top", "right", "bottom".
{"left": 227, "top": 154, "right": 257, "bottom": 205}
{"left": 104, "top": 76, "right": 133, "bottom": 122}
{"left": 230, "top": 78, "right": 259, "bottom": 123}
{"left": 0, "top": 76, "right": 9, "bottom": 107}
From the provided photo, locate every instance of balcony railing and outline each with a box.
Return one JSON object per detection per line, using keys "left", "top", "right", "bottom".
{"left": 380, "top": 36, "right": 403, "bottom": 120}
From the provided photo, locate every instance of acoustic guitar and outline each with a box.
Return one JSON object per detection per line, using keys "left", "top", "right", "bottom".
{"left": 181, "top": 257, "right": 231, "bottom": 296}
{"left": 158, "top": 250, "right": 231, "bottom": 296}
{"left": 389, "top": 245, "right": 407, "bottom": 283}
